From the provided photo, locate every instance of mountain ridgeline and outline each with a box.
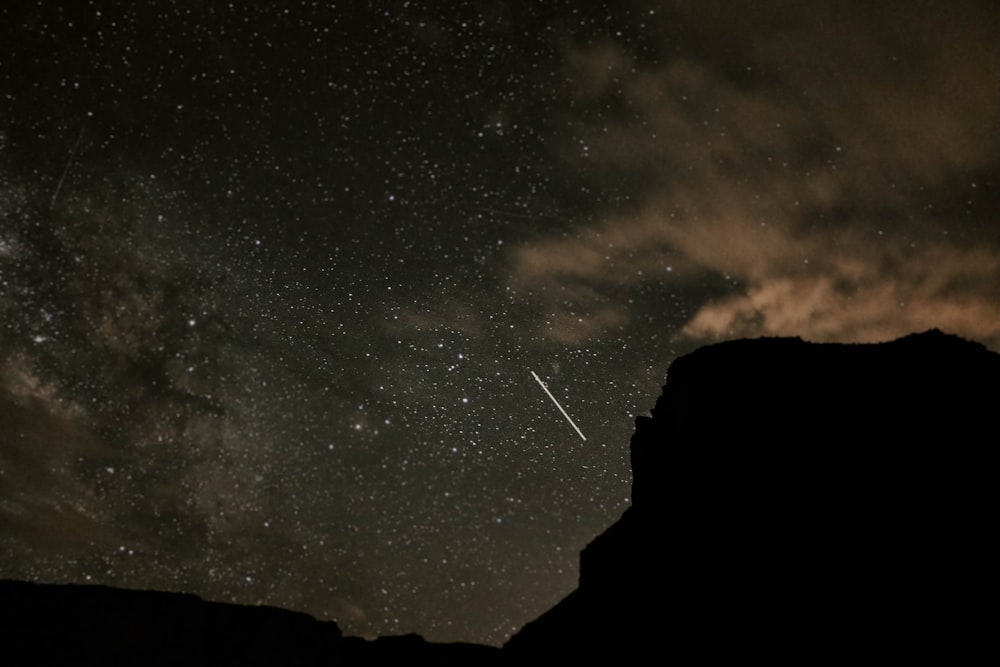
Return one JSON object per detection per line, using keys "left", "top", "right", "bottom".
{"left": 4, "top": 330, "right": 996, "bottom": 662}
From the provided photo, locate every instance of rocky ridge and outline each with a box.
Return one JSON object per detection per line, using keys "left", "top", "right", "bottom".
{"left": 5, "top": 330, "right": 996, "bottom": 662}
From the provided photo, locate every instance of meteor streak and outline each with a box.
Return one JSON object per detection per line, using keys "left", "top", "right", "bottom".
{"left": 531, "top": 371, "right": 587, "bottom": 441}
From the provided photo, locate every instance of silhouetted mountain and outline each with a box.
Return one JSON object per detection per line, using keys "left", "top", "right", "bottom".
{"left": 0, "top": 580, "right": 343, "bottom": 664}
{"left": 0, "top": 579, "right": 502, "bottom": 664}
{"left": 5, "top": 330, "right": 996, "bottom": 662}
{"left": 505, "top": 329, "right": 999, "bottom": 659}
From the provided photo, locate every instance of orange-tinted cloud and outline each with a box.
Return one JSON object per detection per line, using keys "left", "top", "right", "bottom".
{"left": 505, "top": 1, "right": 1000, "bottom": 349}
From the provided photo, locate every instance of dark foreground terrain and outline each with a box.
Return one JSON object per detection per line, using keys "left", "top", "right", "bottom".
{"left": 5, "top": 330, "right": 996, "bottom": 662}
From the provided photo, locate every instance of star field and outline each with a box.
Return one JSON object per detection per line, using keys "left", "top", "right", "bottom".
{"left": 2, "top": 1, "right": 998, "bottom": 646}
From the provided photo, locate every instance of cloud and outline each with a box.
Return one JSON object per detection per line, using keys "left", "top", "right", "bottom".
{"left": 505, "top": 1, "right": 1000, "bottom": 349}
{"left": 681, "top": 242, "right": 1000, "bottom": 345}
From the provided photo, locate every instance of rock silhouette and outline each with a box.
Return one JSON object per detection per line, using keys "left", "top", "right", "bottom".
{"left": 505, "top": 329, "right": 998, "bottom": 660}
{"left": 4, "top": 330, "right": 996, "bottom": 661}
{"left": 0, "top": 579, "right": 502, "bottom": 664}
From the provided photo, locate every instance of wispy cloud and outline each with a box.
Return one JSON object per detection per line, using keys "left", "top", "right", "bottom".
{"left": 506, "top": 2, "right": 1000, "bottom": 349}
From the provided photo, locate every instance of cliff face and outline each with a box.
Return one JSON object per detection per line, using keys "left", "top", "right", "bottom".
{"left": 507, "top": 330, "right": 999, "bottom": 659}
{"left": 5, "top": 330, "right": 996, "bottom": 661}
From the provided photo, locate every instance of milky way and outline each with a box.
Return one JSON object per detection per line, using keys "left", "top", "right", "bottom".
{"left": 2, "top": 1, "right": 998, "bottom": 645}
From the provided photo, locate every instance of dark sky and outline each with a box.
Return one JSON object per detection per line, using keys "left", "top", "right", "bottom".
{"left": 1, "top": 0, "right": 997, "bottom": 646}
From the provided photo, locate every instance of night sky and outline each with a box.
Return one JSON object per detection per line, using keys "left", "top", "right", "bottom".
{"left": 2, "top": 1, "right": 998, "bottom": 646}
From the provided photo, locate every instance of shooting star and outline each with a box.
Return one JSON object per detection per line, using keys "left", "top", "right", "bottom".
{"left": 50, "top": 118, "right": 89, "bottom": 212}
{"left": 531, "top": 371, "right": 587, "bottom": 441}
